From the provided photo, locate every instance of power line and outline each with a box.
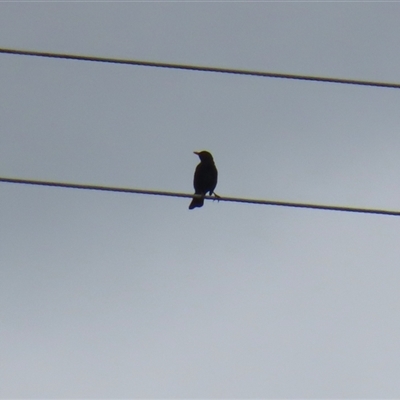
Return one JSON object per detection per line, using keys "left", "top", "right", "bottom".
{"left": 1, "top": 47, "right": 400, "bottom": 89}
{"left": 1, "top": 176, "right": 400, "bottom": 217}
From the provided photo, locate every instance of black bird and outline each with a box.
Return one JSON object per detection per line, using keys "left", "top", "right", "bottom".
{"left": 189, "top": 150, "right": 218, "bottom": 209}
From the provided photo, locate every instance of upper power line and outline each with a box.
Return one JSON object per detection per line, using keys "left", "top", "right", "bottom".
{"left": 1, "top": 47, "right": 400, "bottom": 89}
{"left": 1, "top": 176, "right": 400, "bottom": 217}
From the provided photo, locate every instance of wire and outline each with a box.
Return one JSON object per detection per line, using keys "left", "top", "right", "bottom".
{"left": 1, "top": 47, "right": 400, "bottom": 89}
{"left": 1, "top": 176, "right": 400, "bottom": 217}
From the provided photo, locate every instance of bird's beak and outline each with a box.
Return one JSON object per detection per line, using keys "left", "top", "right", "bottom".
{"left": 193, "top": 151, "right": 200, "bottom": 155}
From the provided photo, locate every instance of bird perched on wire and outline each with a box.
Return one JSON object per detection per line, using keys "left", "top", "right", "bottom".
{"left": 189, "top": 150, "right": 219, "bottom": 209}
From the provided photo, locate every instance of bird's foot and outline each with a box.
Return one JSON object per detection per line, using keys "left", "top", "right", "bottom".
{"left": 212, "top": 192, "right": 221, "bottom": 202}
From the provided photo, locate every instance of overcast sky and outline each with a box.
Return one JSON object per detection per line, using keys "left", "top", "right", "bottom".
{"left": 1, "top": 2, "right": 400, "bottom": 398}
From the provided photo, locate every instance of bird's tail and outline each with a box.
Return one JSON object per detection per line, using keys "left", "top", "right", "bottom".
{"left": 189, "top": 194, "right": 204, "bottom": 209}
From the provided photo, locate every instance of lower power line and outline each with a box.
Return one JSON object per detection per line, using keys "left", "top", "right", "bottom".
{"left": 1, "top": 176, "right": 399, "bottom": 217}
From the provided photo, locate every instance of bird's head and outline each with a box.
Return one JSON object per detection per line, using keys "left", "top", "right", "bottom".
{"left": 194, "top": 151, "right": 214, "bottom": 162}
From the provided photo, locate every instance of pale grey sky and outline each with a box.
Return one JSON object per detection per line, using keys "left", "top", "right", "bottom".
{"left": 1, "top": 2, "right": 400, "bottom": 398}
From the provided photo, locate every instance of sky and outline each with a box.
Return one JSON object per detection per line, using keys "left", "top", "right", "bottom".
{"left": 1, "top": 2, "right": 400, "bottom": 398}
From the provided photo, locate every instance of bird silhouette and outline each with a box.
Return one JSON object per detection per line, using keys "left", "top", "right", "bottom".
{"left": 189, "top": 151, "right": 218, "bottom": 209}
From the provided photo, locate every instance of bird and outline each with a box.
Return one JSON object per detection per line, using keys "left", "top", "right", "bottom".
{"left": 189, "top": 150, "right": 218, "bottom": 209}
